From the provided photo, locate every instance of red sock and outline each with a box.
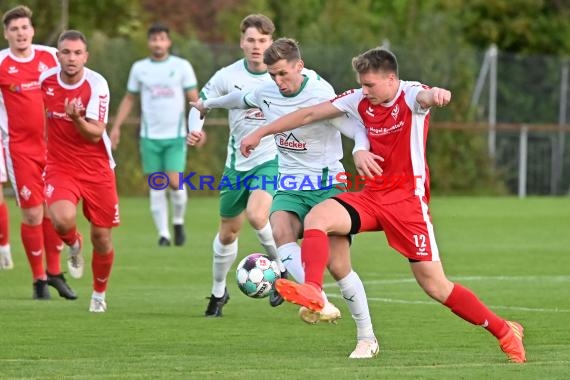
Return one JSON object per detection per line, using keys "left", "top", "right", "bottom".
{"left": 92, "top": 250, "right": 114, "bottom": 293}
{"left": 444, "top": 283, "right": 510, "bottom": 339}
{"left": 59, "top": 226, "right": 79, "bottom": 246}
{"left": 301, "top": 229, "right": 329, "bottom": 289}
{"left": 43, "top": 218, "right": 63, "bottom": 274}
{"left": 21, "top": 223, "right": 45, "bottom": 280}
{"left": 0, "top": 203, "right": 9, "bottom": 246}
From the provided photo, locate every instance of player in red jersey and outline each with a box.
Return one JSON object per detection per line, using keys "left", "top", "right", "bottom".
{"left": 0, "top": 5, "right": 76, "bottom": 299}
{"left": 240, "top": 47, "right": 526, "bottom": 363}
{"left": 40, "top": 30, "right": 119, "bottom": 312}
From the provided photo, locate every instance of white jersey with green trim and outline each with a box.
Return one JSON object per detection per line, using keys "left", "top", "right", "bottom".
{"left": 244, "top": 74, "right": 345, "bottom": 190}
{"left": 127, "top": 55, "right": 197, "bottom": 139}
{"left": 200, "top": 59, "right": 277, "bottom": 171}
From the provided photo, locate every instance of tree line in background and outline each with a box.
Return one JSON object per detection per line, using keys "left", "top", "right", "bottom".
{"left": 1, "top": 0, "right": 568, "bottom": 196}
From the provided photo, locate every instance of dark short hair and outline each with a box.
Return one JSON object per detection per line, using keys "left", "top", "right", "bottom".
{"left": 352, "top": 47, "right": 399, "bottom": 76}
{"left": 58, "top": 30, "right": 88, "bottom": 49}
{"left": 2, "top": 5, "right": 32, "bottom": 28}
{"left": 263, "top": 38, "right": 301, "bottom": 66}
{"left": 148, "top": 23, "right": 169, "bottom": 38}
{"left": 240, "top": 14, "right": 274, "bottom": 36}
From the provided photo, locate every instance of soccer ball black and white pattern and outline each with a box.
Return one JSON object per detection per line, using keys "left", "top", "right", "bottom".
{"left": 235, "top": 253, "right": 281, "bottom": 298}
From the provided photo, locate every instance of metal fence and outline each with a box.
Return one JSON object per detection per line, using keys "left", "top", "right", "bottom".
{"left": 471, "top": 45, "right": 569, "bottom": 196}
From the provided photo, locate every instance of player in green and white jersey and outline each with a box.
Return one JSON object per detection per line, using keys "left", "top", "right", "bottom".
{"left": 187, "top": 14, "right": 287, "bottom": 315}
{"left": 111, "top": 23, "right": 199, "bottom": 247}
{"left": 192, "top": 38, "right": 380, "bottom": 358}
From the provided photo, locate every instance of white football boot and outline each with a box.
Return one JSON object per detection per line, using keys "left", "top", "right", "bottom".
{"left": 349, "top": 338, "right": 379, "bottom": 359}
{"left": 67, "top": 234, "right": 84, "bottom": 279}
{"left": 89, "top": 297, "right": 107, "bottom": 313}
{"left": 298, "top": 301, "right": 342, "bottom": 324}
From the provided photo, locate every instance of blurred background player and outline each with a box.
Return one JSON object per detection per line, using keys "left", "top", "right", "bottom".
{"left": 186, "top": 14, "right": 285, "bottom": 315}
{"left": 0, "top": 5, "right": 76, "bottom": 299}
{"left": 40, "top": 30, "right": 119, "bottom": 312}
{"left": 244, "top": 47, "right": 526, "bottom": 363}
{"left": 191, "top": 38, "right": 381, "bottom": 358}
{"left": 0, "top": 143, "right": 11, "bottom": 270}
{"left": 110, "top": 23, "right": 198, "bottom": 247}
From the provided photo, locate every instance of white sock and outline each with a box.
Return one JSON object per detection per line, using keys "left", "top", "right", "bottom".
{"left": 212, "top": 233, "right": 238, "bottom": 298}
{"left": 150, "top": 189, "right": 170, "bottom": 239}
{"left": 92, "top": 291, "right": 105, "bottom": 300}
{"left": 277, "top": 242, "right": 304, "bottom": 283}
{"left": 0, "top": 244, "right": 10, "bottom": 255}
{"left": 169, "top": 187, "right": 187, "bottom": 225}
{"left": 337, "top": 271, "right": 375, "bottom": 341}
{"left": 255, "top": 222, "right": 284, "bottom": 271}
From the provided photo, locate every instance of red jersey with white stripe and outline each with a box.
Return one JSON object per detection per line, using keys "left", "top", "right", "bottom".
{"left": 40, "top": 67, "right": 115, "bottom": 178}
{"left": 331, "top": 81, "right": 431, "bottom": 204}
{"left": 0, "top": 45, "right": 58, "bottom": 153}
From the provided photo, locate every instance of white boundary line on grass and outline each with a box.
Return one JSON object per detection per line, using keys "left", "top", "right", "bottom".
{"left": 324, "top": 275, "right": 570, "bottom": 313}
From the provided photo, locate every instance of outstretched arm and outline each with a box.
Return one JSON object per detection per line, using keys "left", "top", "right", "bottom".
{"left": 416, "top": 87, "right": 451, "bottom": 109}
{"left": 331, "top": 116, "right": 384, "bottom": 178}
{"left": 189, "top": 90, "right": 248, "bottom": 118}
{"left": 240, "top": 100, "right": 344, "bottom": 157}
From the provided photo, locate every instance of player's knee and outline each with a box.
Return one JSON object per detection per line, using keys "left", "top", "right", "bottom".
{"left": 270, "top": 224, "right": 294, "bottom": 245}
{"left": 91, "top": 230, "right": 113, "bottom": 253}
{"left": 304, "top": 207, "right": 328, "bottom": 230}
{"left": 50, "top": 214, "right": 75, "bottom": 234}
{"left": 245, "top": 208, "right": 267, "bottom": 230}
{"left": 217, "top": 231, "right": 238, "bottom": 246}
{"left": 21, "top": 206, "right": 43, "bottom": 225}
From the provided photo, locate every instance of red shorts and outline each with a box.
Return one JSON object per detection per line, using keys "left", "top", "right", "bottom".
{"left": 5, "top": 150, "right": 46, "bottom": 208}
{"left": 334, "top": 189, "right": 440, "bottom": 261}
{"left": 45, "top": 168, "right": 120, "bottom": 228}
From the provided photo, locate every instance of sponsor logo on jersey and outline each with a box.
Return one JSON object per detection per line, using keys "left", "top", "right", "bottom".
{"left": 46, "top": 87, "right": 55, "bottom": 96}
{"left": 21, "top": 81, "right": 40, "bottom": 91}
{"left": 365, "top": 106, "right": 375, "bottom": 117}
{"left": 368, "top": 120, "right": 405, "bottom": 136}
{"left": 244, "top": 108, "right": 265, "bottom": 121}
{"left": 274, "top": 133, "right": 307, "bottom": 152}
{"left": 149, "top": 85, "right": 175, "bottom": 98}
{"left": 7, "top": 66, "right": 18, "bottom": 74}
{"left": 8, "top": 81, "right": 40, "bottom": 92}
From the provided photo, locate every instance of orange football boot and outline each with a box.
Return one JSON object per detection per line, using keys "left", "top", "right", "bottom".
{"left": 499, "top": 321, "right": 526, "bottom": 363}
{"left": 275, "top": 279, "right": 325, "bottom": 311}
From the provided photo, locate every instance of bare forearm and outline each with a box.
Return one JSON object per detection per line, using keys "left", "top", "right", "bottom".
{"left": 417, "top": 87, "right": 452, "bottom": 109}
{"left": 72, "top": 117, "right": 106, "bottom": 143}
{"left": 256, "top": 108, "right": 315, "bottom": 139}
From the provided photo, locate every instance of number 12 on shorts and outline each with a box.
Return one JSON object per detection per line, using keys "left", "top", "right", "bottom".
{"left": 413, "top": 234, "right": 428, "bottom": 256}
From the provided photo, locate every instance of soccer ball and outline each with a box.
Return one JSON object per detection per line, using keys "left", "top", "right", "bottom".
{"left": 235, "top": 253, "right": 281, "bottom": 298}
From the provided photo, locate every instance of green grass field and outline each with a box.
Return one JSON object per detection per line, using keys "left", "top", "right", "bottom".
{"left": 1, "top": 196, "right": 569, "bottom": 379}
